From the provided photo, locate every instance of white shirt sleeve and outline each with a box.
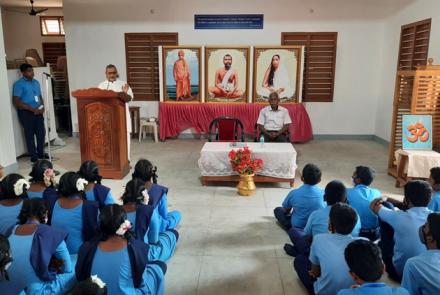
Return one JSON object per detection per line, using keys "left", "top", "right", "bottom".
{"left": 97, "top": 81, "right": 107, "bottom": 90}
{"left": 127, "top": 86, "right": 134, "bottom": 101}
{"left": 284, "top": 109, "right": 292, "bottom": 125}
{"left": 257, "top": 108, "right": 266, "bottom": 126}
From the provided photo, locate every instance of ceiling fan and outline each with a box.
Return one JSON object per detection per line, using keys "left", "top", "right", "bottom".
{"left": 28, "top": 0, "right": 49, "bottom": 16}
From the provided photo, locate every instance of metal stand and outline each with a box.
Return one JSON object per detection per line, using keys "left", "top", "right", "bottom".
{"left": 42, "top": 73, "right": 52, "bottom": 162}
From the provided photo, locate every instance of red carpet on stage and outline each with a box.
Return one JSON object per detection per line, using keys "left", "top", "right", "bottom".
{"left": 159, "top": 103, "right": 313, "bottom": 143}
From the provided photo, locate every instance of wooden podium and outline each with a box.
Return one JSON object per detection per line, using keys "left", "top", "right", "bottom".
{"left": 72, "top": 88, "right": 129, "bottom": 179}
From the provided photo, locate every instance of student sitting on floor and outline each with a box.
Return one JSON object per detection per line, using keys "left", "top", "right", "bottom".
{"left": 370, "top": 180, "right": 432, "bottom": 282}
{"left": 79, "top": 160, "right": 115, "bottom": 209}
{"left": 284, "top": 180, "right": 361, "bottom": 257}
{"left": 274, "top": 163, "right": 324, "bottom": 231}
{"left": 294, "top": 203, "right": 359, "bottom": 295}
{"left": 75, "top": 204, "right": 167, "bottom": 295}
{"left": 0, "top": 198, "right": 75, "bottom": 295}
{"left": 338, "top": 239, "right": 409, "bottom": 295}
{"left": 428, "top": 167, "right": 440, "bottom": 212}
{"left": 402, "top": 212, "right": 440, "bottom": 295}
{"left": 27, "top": 159, "right": 58, "bottom": 199}
{"left": 347, "top": 166, "right": 381, "bottom": 241}
{"left": 49, "top": 172, "right": 99, "bottom": 255}
{"left": 132, "top": 159, "right": 181, "bottom": 232}
{"left": 0, "top": 174, "right": 29, "bottom": 237}
{"left": 122, "top": 178, "right": 179, "bottom": 262}
{"left": 67, "top": 275, "right": 108, "bottom": 295}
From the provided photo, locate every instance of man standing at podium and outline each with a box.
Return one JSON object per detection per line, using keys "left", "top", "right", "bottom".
{"left": 98, "top": 64, "right": 133, "bottom": 160}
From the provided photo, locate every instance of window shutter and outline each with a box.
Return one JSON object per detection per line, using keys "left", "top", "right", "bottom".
{"left": 397, "top": 19, "right": 431, "bottom": 70}
{"left": 282, "top": 32, "right": 337, "bottom": 102}
{"left": 125, "top": 33, "right": 178, "bottom": 101}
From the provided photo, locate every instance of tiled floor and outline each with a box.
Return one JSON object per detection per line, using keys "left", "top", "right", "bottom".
{"left": 16, "top": 137, "right": 403, "bottom": 295}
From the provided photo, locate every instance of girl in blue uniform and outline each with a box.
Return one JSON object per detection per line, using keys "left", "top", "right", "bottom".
{"left": 76, "top": 204, "right": 166, "bottom": 295}
{"left": 122, "top": 178, "right": 178, "bottom": 262}
{"left": 132, "top": 159, "right": 181, "bottom": 232}
{"left": 27, "top": 160, "right": 58, "bottom": 200}
{"left": 0, "top": 174, "right": 29, "bottom": 237}
{"left": 49, "top": 172, "right": 99, "bottom": 255}
{"left": 78, "top": 160, "right": 115, "bottom": 209}
{"left": 1, "top": 198, "right": 75, "bottom": 295}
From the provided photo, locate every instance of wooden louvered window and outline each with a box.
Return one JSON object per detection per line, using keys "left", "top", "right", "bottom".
{"left": 42, "top": 42, "right": 66, "bottom": 67}
{"left": 125, "top": 33, "right": 178, "bottom": 101}
{"left": 282, "top": 32, "right": 337, "bottom": 102}
{"left": 397, "top": 19, "right": 431, "bottom": 70}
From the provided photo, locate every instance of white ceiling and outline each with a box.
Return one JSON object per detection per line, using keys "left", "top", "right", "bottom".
{"left": 0, "top": 0, "right": 62, "bottom": 8}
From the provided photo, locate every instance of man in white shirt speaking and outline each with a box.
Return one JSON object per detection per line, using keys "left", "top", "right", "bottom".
{"left": 98, "top": 64, "right": 133, "bottom": 160}
{"left": 257, "top": 92, "right": 292, "bottom": 142}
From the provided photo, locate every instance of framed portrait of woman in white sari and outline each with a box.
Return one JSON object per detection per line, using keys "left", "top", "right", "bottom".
{"left": 253, "top": 46, "right": 303, "bottom": 103}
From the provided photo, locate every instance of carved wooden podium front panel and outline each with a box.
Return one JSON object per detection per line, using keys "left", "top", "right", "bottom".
{"left": 72, "top": 88, "right": 129, "bottom": 179}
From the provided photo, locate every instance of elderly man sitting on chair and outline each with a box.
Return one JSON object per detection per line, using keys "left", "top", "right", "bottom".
{"left": 257, "top": 92, "right": 292, "bottom": 142}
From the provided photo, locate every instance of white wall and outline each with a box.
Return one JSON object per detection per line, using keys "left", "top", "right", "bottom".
{"left": 63, "top": 0, "right": 393, "bottom": 135}
{"left": 1, "top": 7, "right": 64, "bottom": 60}
{"left": 0, "top": 6, "right": 17, "bottom": 171}
{"left": 375, "top": 0, "right": 440, "bottom": 141}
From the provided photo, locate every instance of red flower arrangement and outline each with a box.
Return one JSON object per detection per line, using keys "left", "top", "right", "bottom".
{"left": 228, "top": 146, "right": 264, "bottom": 175}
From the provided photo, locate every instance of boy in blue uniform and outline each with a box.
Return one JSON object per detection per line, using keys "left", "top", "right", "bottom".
{"left": 12, "top": 63, "right": 46, "bottom": 163}
{"left": 428, "top": 167, "right": 440, "bottom": 211}
{"left": 402, "top": 213, "right": 440, "bottom": 295}
{"left": 338, "top": 239, "right": 409, "bottom": 295}
{"left": 294, "top": 203, "right": 359, "bottom": 295}
{"left": 284, "top": 180, "right": 361, "bottom": 257}
{"left": 274, "top": 163, "right": 324, "bottom": 231}
{"left": 370, "top": 180, "right": 432, "bottom": 282}
{"left": 347, "top": 166, "right": 381, "bottom": 241}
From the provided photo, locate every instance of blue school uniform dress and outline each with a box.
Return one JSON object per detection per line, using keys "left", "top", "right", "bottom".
{"left": 338, "top": 283, "right": 409, "bottom": 295}
{"left": 27, "top": 187, "right": 58, "bottom": 199}
{"left": 76, "top": 237, "right": 166, "bottom": 295}
{"left": 401, "top": 249, "right": 440, "bottom": 295}
{"left": 85, "top": 183, "right": 115, "bottom": 209}
{"left": 304, "top": 205, "right": 361, "bottom": 237}
{"left": 50, "top": 199, "right": 99, "bottom": 254}
{"left": 428, "top": 190, "right": 440, "bottom": 211}
{"left": 309, "top": 233, "right": 357, "bottom": 295}
{"left": 148, "top": 184, "right": 181, "bottom": 232}
{"left": 0, "top": 200, "right": 23, "bottom": 236}
{"left": 0, "top": 224, "right": 75, "bottom": 295}
{"left": 347, "top": 185, "right": 381, "bottom": 229}
{"left": 378, "top": 206, "right": 431, "bottom": 276}
{"left": 126, "top": 203, "right": 178, "bottom": 262}
{"left": 282, "top": 184, "right": 325, "bottom": 228}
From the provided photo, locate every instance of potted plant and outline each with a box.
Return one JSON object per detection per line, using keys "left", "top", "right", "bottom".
{"left": 229, "top": 147, "right": 263, "bottom": 196}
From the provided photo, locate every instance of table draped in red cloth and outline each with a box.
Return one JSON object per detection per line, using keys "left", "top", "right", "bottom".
{"left": 159, "top": 102, "right": 313, "bottom": 143}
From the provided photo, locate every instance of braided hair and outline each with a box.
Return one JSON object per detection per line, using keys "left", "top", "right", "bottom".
{"left": 122, "top": 178, "right": 147, "bottom": 205}
{"left": 78, "top": 161, "right": 103, "bottom": 185}
{"left": 0, "top": 174, "right": 28, "bottom": 199}
{"left": 132, "top": 159, "right": 158, "bottom": 184}
{"left": 58, "top": 172, "right": 86, "bottom": 200}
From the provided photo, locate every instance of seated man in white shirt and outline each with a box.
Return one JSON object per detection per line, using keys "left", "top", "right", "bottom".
{"left": 257, "top": 92, "right": 292, "bottom": 142}
{"left": 98, "top": 64, "right": 133, "bottom": 160}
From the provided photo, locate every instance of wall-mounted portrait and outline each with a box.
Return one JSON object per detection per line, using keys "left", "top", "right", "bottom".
{"left": 205, "top": 47, "right": 250, "bottom": 103}
{"left": 253, "top": 46, "right": 303, "bottom": 103}
{"left": 162, "top": 46, "right": 202, "bottom": 102}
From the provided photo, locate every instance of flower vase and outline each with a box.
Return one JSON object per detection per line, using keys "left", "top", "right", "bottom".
{"left": 237, "top": 174, "right": 256, "bottom": 196}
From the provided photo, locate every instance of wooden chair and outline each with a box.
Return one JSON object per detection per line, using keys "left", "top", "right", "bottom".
{"left": 254, "top": 123, "right": 291, "bottom": 142}
{"left": 208, "top": 117, "right": 245, "bottom": 142}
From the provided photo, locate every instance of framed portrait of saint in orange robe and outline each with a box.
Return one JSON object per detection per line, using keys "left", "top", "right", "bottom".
{"left": 162, "top": 46, "right": 202, "bottom": 102}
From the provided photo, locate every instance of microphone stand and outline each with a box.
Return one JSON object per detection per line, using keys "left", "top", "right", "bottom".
{"left": 42, "top": 72, "right": 52, "bottom": 162}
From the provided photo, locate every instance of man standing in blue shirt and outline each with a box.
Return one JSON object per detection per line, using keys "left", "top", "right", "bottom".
{"left": 370, "top": 180, "right": 432, "bottom": 282}
{"left": 274, "top": 163, "right": 324, "bottom": 230}
{"left": 347, "top": 166, "right": 381, "bottom": 241}
{"left": 12, "top": 64, "right": 46, "bottom": 163}
{"left": 402, "top": 212, "right": 440, "bottom": 295}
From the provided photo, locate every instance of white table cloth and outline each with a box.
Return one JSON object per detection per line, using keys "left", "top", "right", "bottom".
{"left": 395, "top": 149, "right": 440, "bottom": 178}
{"left": 198, "top": 142, "right": 297, "bottom": 179}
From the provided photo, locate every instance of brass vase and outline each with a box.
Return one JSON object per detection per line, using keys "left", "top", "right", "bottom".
{"left": 237, "top": 174, "right": 256, "bottom": 196}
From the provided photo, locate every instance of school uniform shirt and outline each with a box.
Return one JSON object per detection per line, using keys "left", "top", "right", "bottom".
{"left": 309, "top": 233, "right": 358, "bottom": 295}
{"left": 347, "top": 185, "right": 381, "bottom": 229}
{"left": 378, "top": 206, "right": 431, "bottom": 275}
{"left": 282, "top": 184, "right": 325, "bottom": 228}
{"left": 257, "top": 105, "right": 292, "bottom": 131}
{"left": 428, "top": 190, "right": 440, "bottom": 212}
{"left": 12, "top": 77, "right": 42, "bottom": 109}
{"left": 98, "top": 79, "right": 133, "bottom": 133}
{"left": 0, "top": 201, "right": 23, "bottom": 236}
{"left": 304, "top": 205, "right": 362, "bottom": 237}
{"left": 51, "top": 201, "right": 84, "bottom": 254}
{"left": 401, "top": 249, "right": 440, "bottom": 295}
{"left": 338, "top": 283, "right": 409, "bottom": 295}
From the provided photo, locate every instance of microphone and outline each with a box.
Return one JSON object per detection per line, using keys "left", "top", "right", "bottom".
{"left": 42, "top": 72, "right": 52, "bottom": 77}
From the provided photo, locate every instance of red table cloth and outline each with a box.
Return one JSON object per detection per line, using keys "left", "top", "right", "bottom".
{"left": 159, "top": 102, "right": 313, "bottom": 143}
